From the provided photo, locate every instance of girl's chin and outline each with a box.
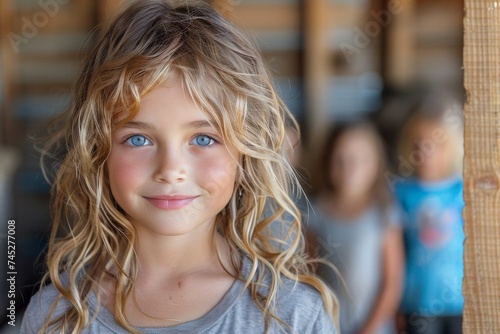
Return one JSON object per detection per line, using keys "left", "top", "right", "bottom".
{"left": 337, "top": 188, "right": 370, "bottom": 200}
{"left": 416, "top": 169, "right": 447, "bottom": 181}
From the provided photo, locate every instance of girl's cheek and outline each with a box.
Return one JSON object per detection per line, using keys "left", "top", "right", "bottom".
{"left": 197, "top": 155, "right": 238, "bottom": 195}
{"left": 108, "top": 149, "right": 151, "bottom": 184}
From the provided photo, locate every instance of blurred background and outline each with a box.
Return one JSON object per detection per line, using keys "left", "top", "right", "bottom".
{"left": 0, "top": 0, "right": 463, "bottom": 332}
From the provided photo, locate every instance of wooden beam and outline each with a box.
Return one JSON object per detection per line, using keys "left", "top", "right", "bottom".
{"left": 0, "top": 0, "right": 17, "bottom": 146}
{"left": 384, "top": 0, "right": 415, "bottom": 87}
{"left": 463, "top": 0, "right": 500, "bottom": 332}
{"left": 327, "top": 3, "right": 370, "bottom": 28}
{"left": 12, "top": 4, "right": 92, "bottom": 34}
{"left": 303, "top": 0, "right": 330, "bottom": 148}
{"left": 227, "top": 4, "right": 300, "bottom": 30}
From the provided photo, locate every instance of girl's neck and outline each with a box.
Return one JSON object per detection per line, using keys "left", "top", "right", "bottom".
{"left": 324, "top": 191, "right": 374, "bottom": 219}
{"left": 417, "top": 170, "right": 457, "bottom": 183}
{"left": 96, "top": 221, "right": 237, "bottom": 327}
{"left": 134, "top": 221, "right": 234, "bottom": 281}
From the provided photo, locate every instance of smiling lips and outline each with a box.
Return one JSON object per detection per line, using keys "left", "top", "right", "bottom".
{"left": 144, "top": 195, "right": 199, "bottom": 210}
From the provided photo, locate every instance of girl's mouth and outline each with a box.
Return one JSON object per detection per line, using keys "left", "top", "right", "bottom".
{"left": 144, "top": 195, "right": 199, "bottom": 210}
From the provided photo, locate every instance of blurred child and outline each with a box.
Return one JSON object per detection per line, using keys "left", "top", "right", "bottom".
{"left": 395, "top": 93, "right": 464, "bottom": 334}
{"left": 309, "top": 122, "right": 404, "bottom": 334}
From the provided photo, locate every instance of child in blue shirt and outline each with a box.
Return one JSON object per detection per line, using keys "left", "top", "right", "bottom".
{"left": 394, "top": 93, "right": 464, "bottom": 334}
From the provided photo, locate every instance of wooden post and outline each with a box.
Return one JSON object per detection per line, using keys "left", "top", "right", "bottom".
{"left": 463, "top": 0, "right": 500, "bottom": 332}
{"left": 0, "top": 0, "right": 16, "bottom": 146}
{"left": 304, "top": 0, "right": 329, "bottom": 145}
{"left": 384, "top": 0, "right": 415, "bottom": 88}
{"left": 303, "top": 0, "right": 329, "bottom": 179}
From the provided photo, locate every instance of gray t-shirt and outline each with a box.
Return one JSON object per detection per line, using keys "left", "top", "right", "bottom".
{"left": 20, "top": 256, "right": 336, "bottom": 334}
{"left": 309, "top": 203, "right": 400, "bottom": 334}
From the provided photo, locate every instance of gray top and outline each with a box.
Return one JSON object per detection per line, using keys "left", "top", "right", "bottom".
{"left": 21, "top": 256, "right": 336, "bottom": 334}
{"left": 309, "top": 203, "right": 400, "bottom": 334}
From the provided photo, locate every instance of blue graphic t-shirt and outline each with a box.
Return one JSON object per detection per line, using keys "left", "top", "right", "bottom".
{"left": 395, "top": 176, "right": 464, "bottom": 316}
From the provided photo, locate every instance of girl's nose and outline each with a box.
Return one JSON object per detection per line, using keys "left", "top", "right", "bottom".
{"left": 153, "top": 146, "right": 187, "bottom": 183}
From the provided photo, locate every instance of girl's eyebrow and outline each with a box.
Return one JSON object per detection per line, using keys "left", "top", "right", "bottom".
{"left": 122, "top": 121, "right": 155, "bottom": 130}
{"left": 182, "top": 120, "right": 215, "bottom": 129}
{"left": 122, "top": 120, "right": 215, "bottom": 130}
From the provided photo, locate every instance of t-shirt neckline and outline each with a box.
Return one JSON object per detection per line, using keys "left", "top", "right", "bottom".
{"left": 87, "top": 257, "right": 250, "bottom": 334}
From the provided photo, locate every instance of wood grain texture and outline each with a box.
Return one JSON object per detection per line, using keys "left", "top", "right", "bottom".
{"left": 0, "top": 0, "right": 19, "bottom": 145}
{"left": 463, "top": 0, "right": 500, "bottom": 332}
{"left": 303, "top": 0, "right": 330, "bottom": 147}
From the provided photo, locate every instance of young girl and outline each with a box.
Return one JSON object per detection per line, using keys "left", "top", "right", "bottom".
{"left": 20, "top": 1, "right": 337, "bottom": 333}
{"left": 395, "top": 93, "right": 464, "bottom": 334}
{"left": 308, "top": 122, "right": 404, "bottom": 334}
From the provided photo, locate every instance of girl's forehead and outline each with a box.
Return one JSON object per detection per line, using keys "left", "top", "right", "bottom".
{"left": 113, "top": 81, "right": 216, "bottom": 129}
{"left": 414, "top": 120, "right": 443, "bottom": 134}
{"left": 336, "top": 129, "right": 376, "bottom": 146}
{"left": 333, "top": 132, "right": 378, "bottom": 155}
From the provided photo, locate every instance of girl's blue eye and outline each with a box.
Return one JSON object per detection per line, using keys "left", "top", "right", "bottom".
{"left": 191, "top": 135, "right": 216, "bottom": 147}
{"left": 126, "top": 135, "right": 151, "bottom": 147}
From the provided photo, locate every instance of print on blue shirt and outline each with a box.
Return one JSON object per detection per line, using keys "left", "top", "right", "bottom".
{"left": 395, "top": 176, "right": 464, "bottom": 316}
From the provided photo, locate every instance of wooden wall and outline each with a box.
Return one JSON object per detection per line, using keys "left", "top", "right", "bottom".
{"left": 0, "top": 0, "right": 464, "bottom": 147}
{"left": 463, "top": 0, "right": 500, "bottom": 332}
{"left": 0, "top": 0, "right": 99, "bottom": 146}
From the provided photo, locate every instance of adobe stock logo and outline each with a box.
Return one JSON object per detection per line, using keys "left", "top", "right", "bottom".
{"left": 7, "top": 0, "right": 70, "bottom": 53}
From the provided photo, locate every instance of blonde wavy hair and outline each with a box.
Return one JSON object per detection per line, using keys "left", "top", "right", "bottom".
{"left": 40, "top": 1, "right": 338, "bottom": 333}
{"left": 397, "top": 91, "right": 464, "bottom": 176}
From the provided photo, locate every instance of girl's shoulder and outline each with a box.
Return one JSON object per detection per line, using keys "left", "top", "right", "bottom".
{"left": 239, "top": 256, "right": 337, "bottom": 333}
{"left": 20, "top": 282, "right": 71, "bottom": 333}
{"left": 303, "top": 196, "right": 333, "bottom": 231}
{"left": 379, "top": 201, "right": 404, "bottom": 229}
{"left": 396, "top": 175, "right": 463, "bottom": 192}
{"left": 276, "top": 278, "right": 337, "bottom": 333}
